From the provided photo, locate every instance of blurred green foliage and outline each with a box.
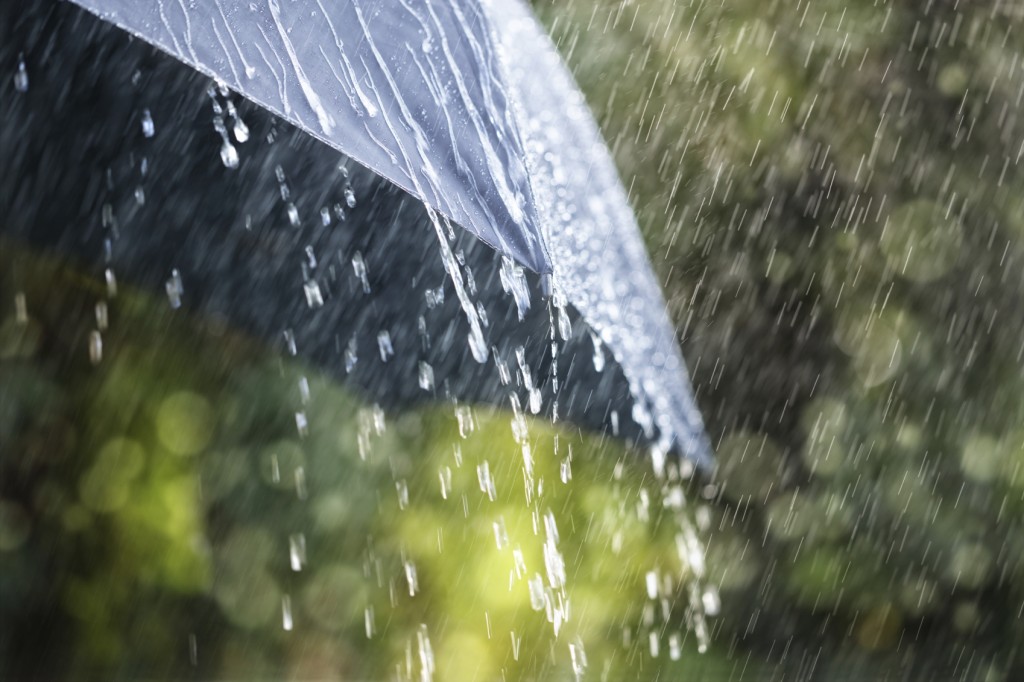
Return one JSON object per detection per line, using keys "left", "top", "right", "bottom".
{"left": 530, "top": 0, "right": 1024, "bottom": 678}
{"left": 0, "top": 244, "right": 742, "bottom": 680}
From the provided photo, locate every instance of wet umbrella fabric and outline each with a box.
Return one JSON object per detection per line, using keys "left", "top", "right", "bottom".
{"left": 2, "top": 0, "right": 711, "bottom": 466}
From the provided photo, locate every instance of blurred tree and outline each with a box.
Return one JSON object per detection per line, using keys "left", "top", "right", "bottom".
{"left": 532, "top": 0, "right": 1024, "bottom": 678}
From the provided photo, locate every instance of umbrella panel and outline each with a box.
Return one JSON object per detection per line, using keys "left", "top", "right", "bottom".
{"left": 1, "top": 0, "right": 662, "bottom": 458}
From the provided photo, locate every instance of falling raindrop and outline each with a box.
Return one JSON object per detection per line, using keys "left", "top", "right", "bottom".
{"left": 376, "top": 330, "right": 394, "bottom": 361}
{"left": 220, "top": 141, "right": 239, "bottom": 169}
{"left": 281, "top": 595, "right": 293, "bottom": 631}
{"left": 165, "top": 269, "right": 183, "bottom": 309}
{"left": 140, "top": 108, "right": 155, "bottom": 138}
{"left": 344, "top": 337, "right": 357, "bottom": 373}
{"left": 352, "top": 252, "right": 371, "bottom": 293}
{"left": 13, "top": 54, "right": 28, "bottom": 92}
{"left": 104, "top": 269, "right": 117, "bottom": 297}
{"left": 288, "top": 534, "right": 306, "bottom": 572}
{"left": 569, "top": 639, "right": 588, "bottom": 681}
{"left": 231, "top": 111, "right": 250, "bottom": 143}
{"left": 528, "top": 574, "right": 545, "bottom": 611}
{"left": 668, "top": 633, "right": 682, "bottom": 661}
{"left": 95, "top": 302, "right": 108, "bottom": 330}
{"left": 476, "top": 461, "right": 496, "bottom": 501}
{"left": 303, "top": 280, "right": 324, "bottom": 308}
{"left": 424, "top": 286, "right": 444, "bottom": 308}
{"left": 344, "top": 186, "right": 357, "bottom": 208}
{"left": 418, "top": 361, "right": 434, "bottom": 391}
{"left": 88, "top": 331, "right": 102, "bottom": 365}
{"left": 455, "top": 405, "right": 475, "bottom": 437}
{"left": 438, "top": 466, "right": 451, "bottom": 500}
{"left": 14, "top": 292, "right": 27, "bottom": 324}
{"left": 364, "top": 607, "right": 375, "bottom": 639}
{"left": 282, "top": 329, "right": 297, "bottom": 356}
{"left": 404, "top": 559, "right": 418, "bottom": 596}
{"left": 396, "top": 479, "right": 409, "bottom": 510}
{"left": 590, "top": 331, "right": 606, "bottom": 372}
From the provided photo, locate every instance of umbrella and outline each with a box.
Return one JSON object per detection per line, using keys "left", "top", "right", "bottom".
{"left": 1, "top": 0, "right": 711, "bottom": 467}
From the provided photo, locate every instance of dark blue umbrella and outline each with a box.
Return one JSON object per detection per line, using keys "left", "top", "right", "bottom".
{"left": 2, "top": 0, "right": 711, "bottom": 467}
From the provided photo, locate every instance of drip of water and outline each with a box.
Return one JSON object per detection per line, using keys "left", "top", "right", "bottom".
{"left": 165, "top": 269, "right": 183, "bottom": 309}
{"left": 140, "top": 108, "right": 155, "bottom": 138}
{"left": 13, "top": 54, "right": 28, "bottom": 92}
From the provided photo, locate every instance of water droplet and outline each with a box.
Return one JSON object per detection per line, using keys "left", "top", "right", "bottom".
{"left": 344, "top": 337, "right": 357, "bottom": 373}
{"left": 233, "top": 116, "right": 250, "bottom": 143}
{"left": 364, "top": 607, "right": 375, "bottom": 639}
{"left": 645, "top": 571, "right": 659, "bottom": 599}
{"left": 13, "top": 54, "right": 29, "bottom": 92}
{"left": 289, "top": 534, "right": 306, "bottom": 571}
{"left": 95, "top": 302, "right": 108, "bottom": 330}
{"left": 303, "top": 281, "right": 324, "bottom": 308}
{"left": 591, "top": 332, "right": 606, "bottom": 372}
{"left": 424, "top": 285, "right": 444, "bottom": 308}
{"left": 468, "top": 329, "right": 489, "bottom": 364}
{"left": 569, "top": 639, "right": 588, "bottom": 680}
{"left": 455, "top": 405, "right": 475, "bottom": 438}
{"left": 141, "top": 109, "right": 155, "bottom": 138}
{"left": 376, "top": 331, "right": 394, "bottom": 361}
{"left": 477, "top": 461, "right": 496, "bottom": 501}
{"left": 556, "top": 303, "right": 572, "bottom": 340}
{"left": 438, "top": 466, "right": 451, "bottom": 500}
{"left": 88, "top": 331, "right": 103, "bottom": 365}
{"left": 344, "top": 186, "right": 357, "bottom": 208}
{"left": 528, "top": 574, "right": 546, "bottom": 610}
{"left": 287, "top": 203, "right": 300, "bottom": 227}
{"left": 669, "top": 633, "right": 682, "bottom": 661}
{"left": 418, "top": 362, "right": 435, "bottom": 391}
{"left": 352, "top": 252, "right": 370, "bottom": 293}
{"left": 14, "top": 292, "right": 27, "bottom": 324}
{"left": 319, "top": 207, "right": 331, "bottom": 226}
{"left": 404, "top": 558, "right": 418, "bottom": 596}
{"left": 500, "top": 257, "right": 531, "bottom": 319}
{"left": 493, "top": 517, "right": 509, "bottom": 550}
{"left": 165, "top": 269, "right": 183, "bottom": 309}
{"left": 281, "top": 595, "right": 293, "bottom": 631}
{"left": 416, "top": 625, "right": 435, "bottom": 680}
{"left": 283, "top": 329, "right": 297, "bottom": 356}
{"left": 396, "top": 479, "right": 409, "bottom": 510}
{"left": 528, "top": 389, "right": 542, "bottom": 415}
{"left": 134, "top": 186, "right": 146, "bottom": 205}
{"left": 104, "top": 269, "right": 118, "bottom": 297}
{"left": 702, "top": 587, "right": 721, "bottom": 616}
{"left": 220, "top": 141, "right": 239, "bottom": 169}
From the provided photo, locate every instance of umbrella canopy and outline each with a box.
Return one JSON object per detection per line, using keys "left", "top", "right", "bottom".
{"left": 2, "top": 0, "right": 710, "bottom": 466}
